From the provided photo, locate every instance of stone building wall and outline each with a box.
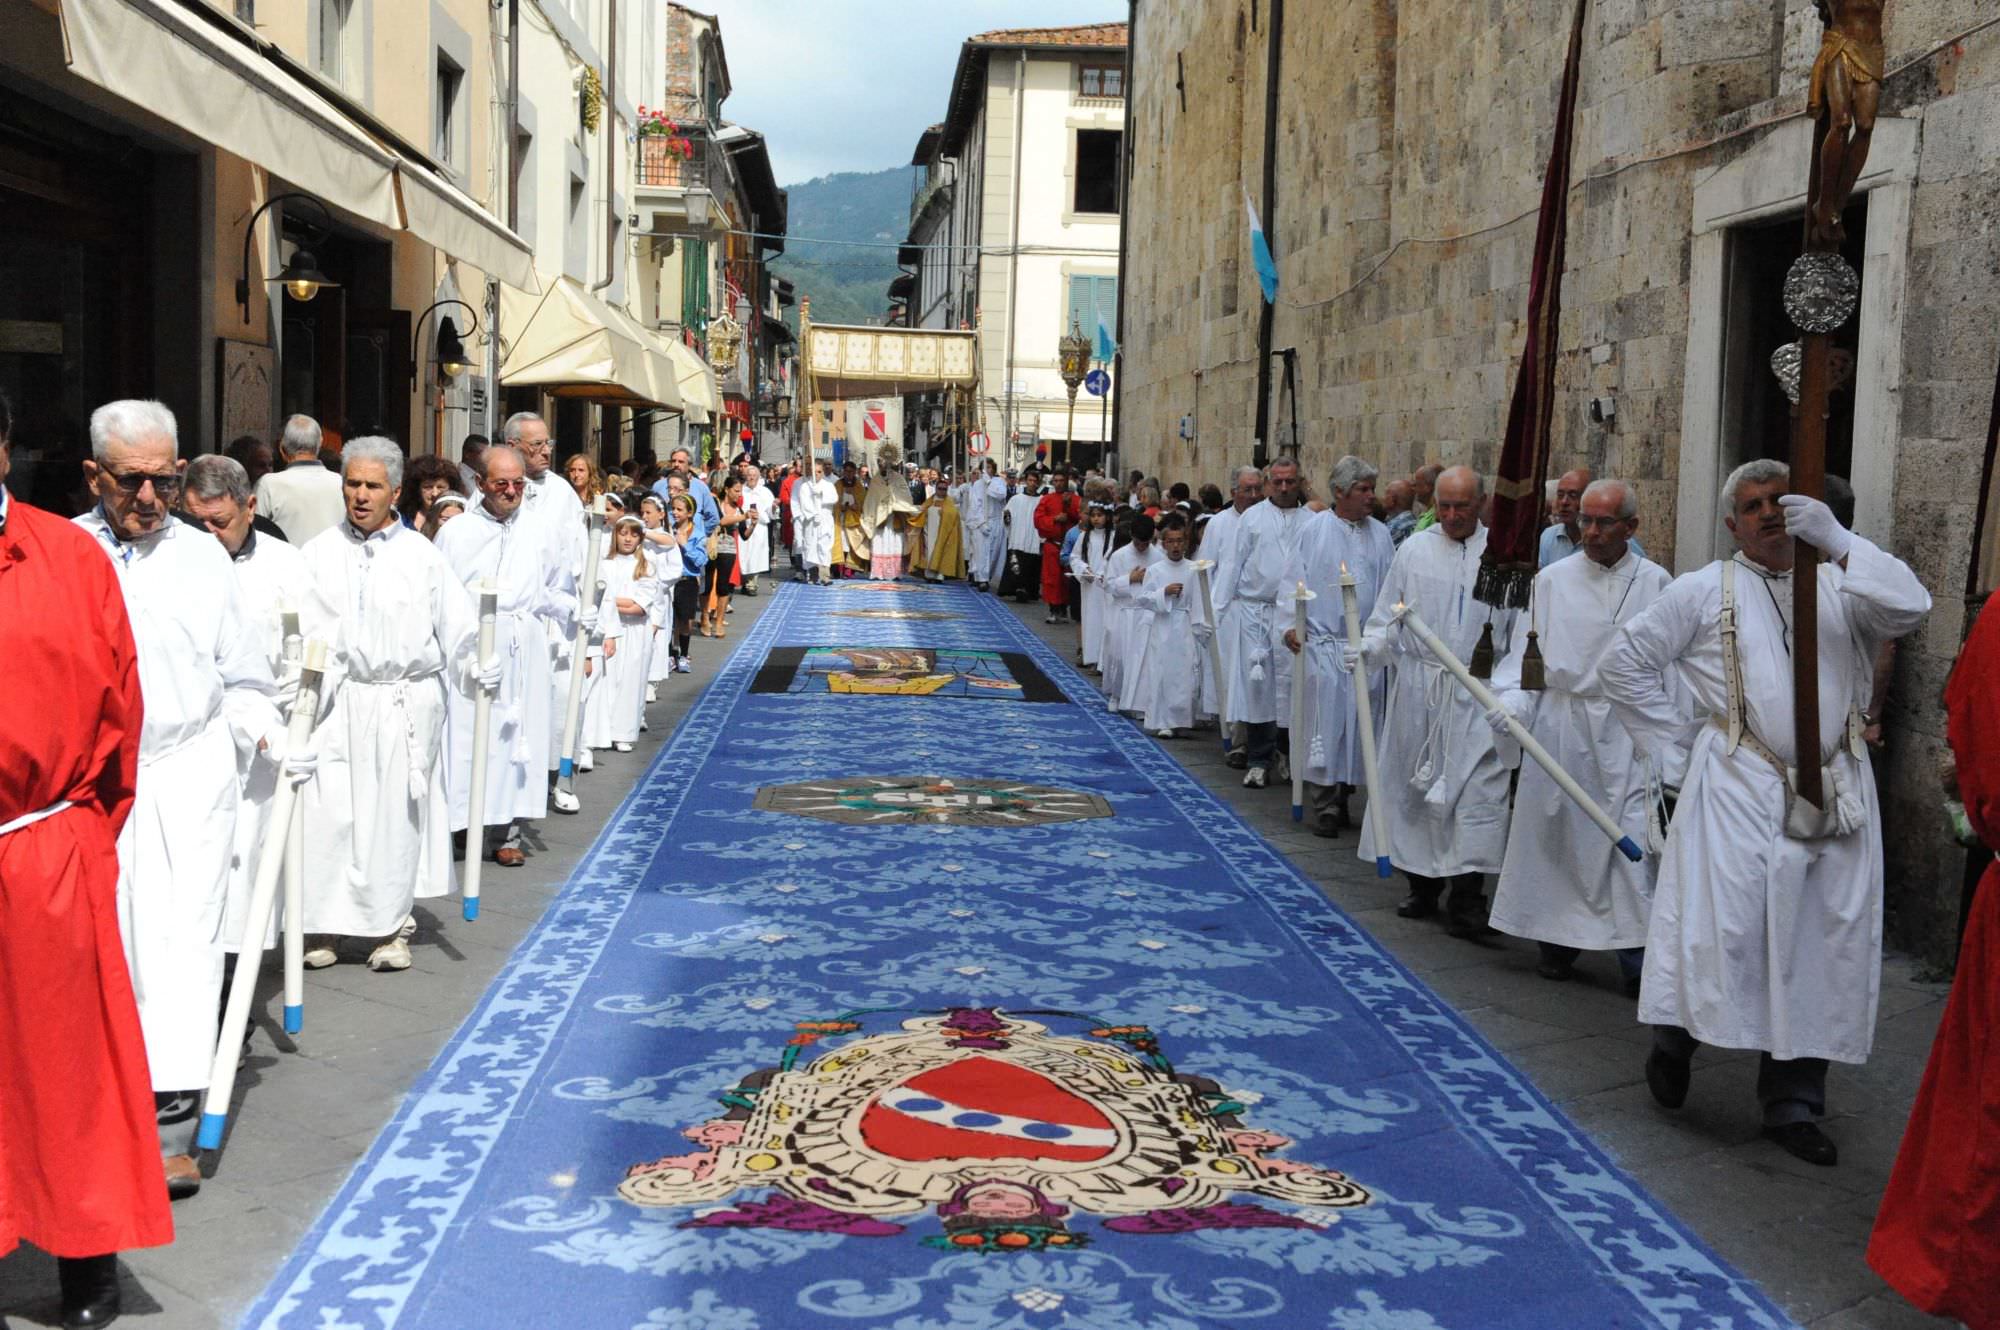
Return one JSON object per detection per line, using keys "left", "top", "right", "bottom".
{"left": 1118, "top": 0, "right": 2000, "bottom": 965}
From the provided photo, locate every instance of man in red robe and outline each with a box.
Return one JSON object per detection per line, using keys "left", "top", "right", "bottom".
{"left": 0, "top": 395, "right": 173, "bottom": 1326}
{"left": 1867, "top": 594, "right": 2000, "bottom": 1328}
{"left": 1033, "top": 468, "right": 1081, "bottom": 625}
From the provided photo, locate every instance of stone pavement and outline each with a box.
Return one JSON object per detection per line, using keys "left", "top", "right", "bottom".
{"left": 1001, "top": 598, "right": 1959, "bottom": 1330}
{"left": 0, "top": 581, "right": 784, "bottom": 1330}
{"left": 0, "top": 573, "right": 1955, "bottom": 1330}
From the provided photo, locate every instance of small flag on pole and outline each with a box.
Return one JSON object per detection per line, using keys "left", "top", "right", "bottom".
{"left": 1245, "top": 187, "right": 1279, "bottom": 304}
{"left": 1095, "top": 312, "right": 1116, "bottom": 363}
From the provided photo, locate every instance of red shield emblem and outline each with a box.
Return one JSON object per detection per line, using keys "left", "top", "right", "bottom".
{"left": 858, "top": 1057, "right": 1116, "bottom": 1164}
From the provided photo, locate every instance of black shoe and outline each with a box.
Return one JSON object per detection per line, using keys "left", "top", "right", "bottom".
{"left": 1535, "top": 960, "right": 1575, "bottom": 981}
{"left": 58, "top": 1254, "right": 121, "bottom": 1328}
{"left": 1224, "top": 750, "right": 1249, "bottom": 770}
{"left": 1762, "top": 1121, "right": 1838, "bottom": 1166}
{"left": 1645, "top": 1049, "right": 1691, "bottom": 1109}
{"left": 1310, "top": 815, "right": 1342, "bottom": 839}
{"left": 1395, "top": 894, "right": 1439, "bottom": 920}
{"left": 1446, "top": 916, "right": 1497, "bottom": 941}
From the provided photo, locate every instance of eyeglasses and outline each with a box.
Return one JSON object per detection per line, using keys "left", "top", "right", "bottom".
{"left": 104, "top": 470, "right": 182, "bottom": 497}
{"left": 486, "top": 479, "right": 527, "bottom": 492}
{"left": 1576, "top": 515, "right": 1630, "bottom": 530}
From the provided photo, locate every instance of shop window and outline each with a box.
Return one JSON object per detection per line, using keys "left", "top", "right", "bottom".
{"left": 1074, "top": 130, "right": 1121, "bottom": 215}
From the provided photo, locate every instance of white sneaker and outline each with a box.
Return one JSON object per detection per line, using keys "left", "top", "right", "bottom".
{"left": 367, "top": 937, "right": 412, "bottom": 972}
{"left": 675, "top": 658, "right": 692, "bottom": 674}
{"left": 577, "top": 749, "right": 594, "bottom": 772}
{"left": 644, "top": 683, "right": 658, "bottom": 703}
{"left": 1153, "top": 728, "right": 1176, "bottom": 739}
{"left": 551, "top": 786, "right": 581, "bottom": 814}
{"left": 303, "top": 942, "right": 338, "bottom": 969}
{"left": 398, "top": 913, "right": 417, "bottom": 940}
{"left": 613, "top": 741, "right": 634, "bottom": 753}
{"left": 1244, "top": 766, "right": 1269, "bottom": 789}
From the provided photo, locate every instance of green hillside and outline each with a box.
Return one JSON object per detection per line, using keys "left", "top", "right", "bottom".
{"left": 773, "top": 166, "right": 910, "bottom": 326}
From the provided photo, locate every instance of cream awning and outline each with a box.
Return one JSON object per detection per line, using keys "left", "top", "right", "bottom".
{"left": 499, "top": 275, "right": 681, "bottom": 409}
{"left": 396, "top": 166, "right": 538, "bottom": 294}
{"left": 804, "top": 323, "right": 978, "bottom": 401}
{"left": 666, "top": 340, "right": 718, "bottom": 424}
{"left": 60, "top": 0, "right": 402, "bottom": 230}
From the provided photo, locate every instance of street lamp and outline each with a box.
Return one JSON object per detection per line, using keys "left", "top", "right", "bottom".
{"left": 236, "top": 193, "right": 340, "bottom": 321}
{"left": 411, "top": 299, "right": 482, "bottom": 380}
{"left": 1058, "top": 317, "right": 1090, "bottom": 469}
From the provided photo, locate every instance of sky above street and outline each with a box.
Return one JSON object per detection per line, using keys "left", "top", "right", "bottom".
{"left": 691, "top": 1, "right": 1129, "bottom": 185}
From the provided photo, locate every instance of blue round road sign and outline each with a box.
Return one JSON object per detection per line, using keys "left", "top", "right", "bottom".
{"left": 1084, "top": 369, "right": 1111, "bottom": 397}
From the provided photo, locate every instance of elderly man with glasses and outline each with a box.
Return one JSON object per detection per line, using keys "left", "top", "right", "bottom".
{"left": 74, "top": 400, "right": 282, "bottom": 1203}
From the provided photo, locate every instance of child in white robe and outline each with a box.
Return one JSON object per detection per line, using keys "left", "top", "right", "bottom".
{"left": 1138, "top": 515, "right": 1210, "bottom": 736}
{"left": 1072, "top": 503, "right": 1116, "bottom": 670}
{"left": 582, "top": 516, "right": 659, "bottom": 752}
{"left": 1100, "top": 512, "right": 1160, "bottom": 712}
{"left": 640, "top": 496, "right": 680, "bottom": 701}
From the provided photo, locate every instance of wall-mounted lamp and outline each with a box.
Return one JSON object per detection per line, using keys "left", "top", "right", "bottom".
{"left": 236, "top": 193, "right": 340, "bottom": 321}
{"left": 412, "top": 299, "right": 482, "bottom": 381}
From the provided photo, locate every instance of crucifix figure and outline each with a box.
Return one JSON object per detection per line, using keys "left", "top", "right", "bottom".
{"left": 1807, "top": 0, "right": 1884, "bottom": 247}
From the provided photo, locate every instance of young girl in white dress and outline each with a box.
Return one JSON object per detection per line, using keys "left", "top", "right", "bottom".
{"left": 582, "top": 515, "right": 659, "bottom": 753}
{"left": 639, "top": 495, "right": 682, "bottom": 703}
{"left": 1072, "top": 502, "right": 1116, "bottom": 670}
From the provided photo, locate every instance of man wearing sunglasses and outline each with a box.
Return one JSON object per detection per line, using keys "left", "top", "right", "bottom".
{"left": 74, "top": 399, "right": 282, "bottom": 1205}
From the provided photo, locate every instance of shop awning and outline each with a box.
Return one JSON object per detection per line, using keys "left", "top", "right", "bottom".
{"left": 499, "top": 275, "right": 682, "bottom": 409}
{"left": 667, "top": 340, "right": 718, "bottom": 424}
{"left": 397, "top": 166, "right": 539, "bottom": 294}
{"left": 60, "top": 0, "right": 401, "bottom": 230}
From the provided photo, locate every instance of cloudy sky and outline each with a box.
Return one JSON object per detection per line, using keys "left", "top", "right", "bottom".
{"left": 689, "top": 1, "right": 1128, "bottom": 185}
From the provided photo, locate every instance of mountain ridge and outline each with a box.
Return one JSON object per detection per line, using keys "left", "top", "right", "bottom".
{"left": 772, "top": 166, "right": 909, "bottom": 327}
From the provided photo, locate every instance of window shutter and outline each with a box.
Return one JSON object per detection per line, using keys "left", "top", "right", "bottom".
{"left": 1094, "top": 276, "right": 1119, "bottom": 345}
{"left": 1067, "top": 275, "right": 1091, "bottom": 337}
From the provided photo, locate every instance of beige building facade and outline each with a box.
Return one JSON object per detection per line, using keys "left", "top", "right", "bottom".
{"left": 1118, "top": 0, "right": 2000, "bottom": 964}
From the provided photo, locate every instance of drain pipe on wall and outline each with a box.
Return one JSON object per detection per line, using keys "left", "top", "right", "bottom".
{"left": 1250, "top": 0, "right": 1283, "bottom": 470}
{"left": 592, "top": 0, "right": 618, "bottom": 295}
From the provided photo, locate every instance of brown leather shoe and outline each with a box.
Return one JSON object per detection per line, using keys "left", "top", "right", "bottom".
{"left": 493, "top": 846, "right": 527, "bottom": 867}
{"left": 163, "top": 1153, "right": 201, "bottom": 1201}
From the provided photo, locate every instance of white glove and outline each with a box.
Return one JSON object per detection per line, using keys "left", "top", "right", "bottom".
{"left": 279, "top": 739, "right": 320, "bottom": 787}
{"left": 1778, "top": 494, "right": 1854, "bottom": 562}
{"left": 577, "top": 604, "right": 601, "bottom": 634}
{"left": 1193, "top": 621, "right": 1214, "bottom": 646}
{"left": 1339, "top": 644, "right": 1362, "bottom": 674}
{"left": 1484, "top": 705, "right": 1516, "bottom": 737}
{"left": 477, "top": 657, "right": 504, "bottom": 693}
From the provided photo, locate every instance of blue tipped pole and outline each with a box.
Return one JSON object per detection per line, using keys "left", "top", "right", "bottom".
{"left": 463, "top": 898, "right": 480, "bottom": 922}
{"left": 1616, "top": 836, "right": 1644, "bottom": 863}
{"left": 283, "top": 1004, "right": 302, "bottom": 1034}
{"left": 1292, "top": 803, "right": 1304, "bottom": 823}
{"left": 1374, "top": 857, "right": 1393, "bottom": 878}
{"left": 196, "top": 1112, "right": 228, "bottom": 1151}
{"left": 558, "top": 756, "right": 575, "bottom": 779}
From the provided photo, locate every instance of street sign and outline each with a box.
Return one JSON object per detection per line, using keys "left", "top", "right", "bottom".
{"left": 1084, "top": 369, "right": 1111, "bottom": 397}
{"left": 968, "top": 432, "right": 990, "bottom": 456}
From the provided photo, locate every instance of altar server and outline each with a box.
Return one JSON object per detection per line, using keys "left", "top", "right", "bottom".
{"left": 298, "top": 438, "right": 489, "bottom": 973}
{"left": 75, "top": 400, "right": 281, "bottom": 1198}
{"left": 793, "top": 457, "right": 836, "bottom": 584}
{"left": 1214, "top": 458, "right": 1313, "bottom": 789}
{"left": 1200, "top": 467, "right": 1263, "bottom": 761}
{"left": 510, "top": 412, "right": 590, "bottom": 796}
{"left": 182, "top": 453, "right": 316, "bottom": 949}
{"left": 1001, "top": 480, "right": 1044, "bottom": 600}
{"left": 1137, "top": 514, "right": 1212, "bottom": 736}
{"left": 640, "top": 495, "right": 681, "bottom": 694}
{"left": 1072, "top": 501, "right": 1117, "bottom": 667}
{"left": 1351, "top": 466, "right": 1519, "bottom": 939}
{"left": 1603, "top": 459, "right": 1930, "bottom": 1166}
{"left": 1100, "top": 512, "right": 1161, "bottom": 712}
{"left": 435, "top": 443, "right": 575, "bottom": 867}
{"left": 1281, "top": 456, "right": 1395, "bottom": 836}
{"left": 1489, "top": 479, "right": 1681, "bottom": 992}
{"left": 582, "top": 515, "right": 659, "bottom": 753}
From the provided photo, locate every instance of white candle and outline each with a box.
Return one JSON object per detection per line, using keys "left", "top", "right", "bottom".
{"left": 1289, "top": 580, "right": 1316, "bottom": 820}
{"left": 1339, "top": 563, "right": 1391, "bottom": 877}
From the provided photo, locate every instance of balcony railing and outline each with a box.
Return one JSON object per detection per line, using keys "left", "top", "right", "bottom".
{"left": 909, "top": 173, "right": 951, "bottom": 226}
{"left": 637, "top": 132, "right": 720, "bottom": 191}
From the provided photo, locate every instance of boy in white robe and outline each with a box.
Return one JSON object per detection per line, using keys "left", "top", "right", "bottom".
{"left": 1489, "top": 479, "right": 1681, "bottom": 994}
{"left": 1137, "top": 515, "right": 1211, "bottom": 736}
{"left": 1102, "top": 512, "right": 1161, "bottom": 713}
{"left": 298, "top": 438, "right": 489, "bottom": 973}
{"left": 1603, "top": 460, "right": 1930, "bottom": 1166}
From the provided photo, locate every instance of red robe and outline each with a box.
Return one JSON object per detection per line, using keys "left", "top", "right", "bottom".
{"left": 0, "top": 496, "right": 172, "bottom": 1258}
{"left": 1867, "top": 598, "right": 2000, "bottom": 1328}
{"left": 778, "top": 472, "right": 797, "bottom": 549}
{"left": 1033, "top": 491, "right": 1081, "bottom": 607}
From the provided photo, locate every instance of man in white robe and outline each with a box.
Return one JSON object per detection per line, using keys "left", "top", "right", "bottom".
{"left": 1197, "top": 466, "right": 1262, "bottom": 762}
{"left": 510, "top": 412, "right": 593, "bottom": 810}
{"left": 75, "top": 400, "right": 281, "bottom": 1195}
{"left": 974, "top": 462, "right": 1010, "bottom": 588}
{"left": 298, "top": 438, "right": 490, "bottom": 973}
{"left": 1282, "top": 456, "right": 1394, "bottom": 836}
{"left": 435, "top": 443, "right": 575, "bottom": 868}
{"left": 182, "top": 454, "right": 315, "bottom": 959}
{"left": 1214, "top": 458, "right": 1312, "bottom": 789}
{"left": 1000, "top": 479, "right": 1043, "bottom": 601}
{"left": 1352, "top": 466, "right": 1519, "bottom": 939}
{"left": 1603, "top": 459, "right": 1930, "bottom": 1166}
{"left": 1489, "top": 479, "right": 1680, "bottom": 994}
{"left": 1137, "top": 514, "right": 1211, "bottom": 736}
{"left": 1101, "top": 512, "right": 1161, "bottom": 712}
{"left": 737, "top": 465, "right": 775, "bottom": 593}
{"left": 792, "top": 457, "right": 836, "bottom": 584}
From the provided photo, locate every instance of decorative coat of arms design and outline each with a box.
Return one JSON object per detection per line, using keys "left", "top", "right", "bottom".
{"left": 620, "top": 1009, "right": 1371, "bottom": 1251}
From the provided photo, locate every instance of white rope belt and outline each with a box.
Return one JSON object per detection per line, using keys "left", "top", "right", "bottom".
{"left": 0, "top": 800, "right": 74, "bottom": 837}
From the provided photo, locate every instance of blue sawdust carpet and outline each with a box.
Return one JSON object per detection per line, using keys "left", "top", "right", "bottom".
{"left": 246, "top": 582, "right": 1797, "bottom": 1329}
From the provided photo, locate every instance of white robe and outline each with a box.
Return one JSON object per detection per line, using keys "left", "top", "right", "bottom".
{"left": 75, "top": 512, "right": 279, "bottom": 1090}
{"left": 1004, "top": 493, "right": 1043, "bottom": 556}
{"left": 524, "top": 471, "right": 587, "bottom": 769}
{"left": 1489, "top": 549, "right": 1680, "bottom": 954}
{"left": 1196, "top": 506, "right": 1249, "bottom": 722}
{"left": 1072, "top": 528, "right": 1117, "bottom": 666}
{"left": 434, "top": 503, "right": 577, "bottom": 829}
{"left": 299, "top": 522, "right": 478, "bottom": 937}
{"left": 1102, "top": 541, "right": 1162, "bottom": 712}
{"left": 222, "top": 531, "right": 314, "bottom": 950}
{"left": 1603, "top": 537, "right": 1931, "bottom": 1063}
{"left": 1283, "top": 513, "right": 1394, "bottom": 785}
{"left": 645, "top": 532, "right": 684, "bottom": 682}
{"left": 582, "top": 551, "right": 659, "bottom": 748}
{"left": 1356, "top": 525, "right": 1519, "bottom": 877}
{"left": 738, "top": 482, "right": 776, "bottom": 576}
{"left": 793, "top": 476, "right": 836, "bottom": 570}
{"left": 975, "top": 475, "right": 1010, "bottom": 584}
{"left": 1138, "top": 556, "right": 1212, "bottom": 730}
{"left": 1214, "top": 501, "right": 1313, "bottom": 725}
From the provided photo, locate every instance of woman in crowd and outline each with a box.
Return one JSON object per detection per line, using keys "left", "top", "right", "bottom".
{"left": 565, "top": 453, "right": 606, "bottom": 506}
{"left": 701, "top": 475, "right": 747, "bottom": 639}
{"left": 422, "top": 492, "right": 467, "bottom": 539}
{"left": 398, "top": 455, "right": 465, "bottom": 535}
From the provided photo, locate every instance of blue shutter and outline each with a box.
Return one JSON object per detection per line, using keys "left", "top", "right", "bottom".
{"left": 1067, "top": 276, "right": 1119, "bottom": 352}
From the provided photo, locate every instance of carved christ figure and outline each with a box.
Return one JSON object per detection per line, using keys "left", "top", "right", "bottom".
{"left": 1808, "top": 0, "right": 1884, "bottom": 246}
